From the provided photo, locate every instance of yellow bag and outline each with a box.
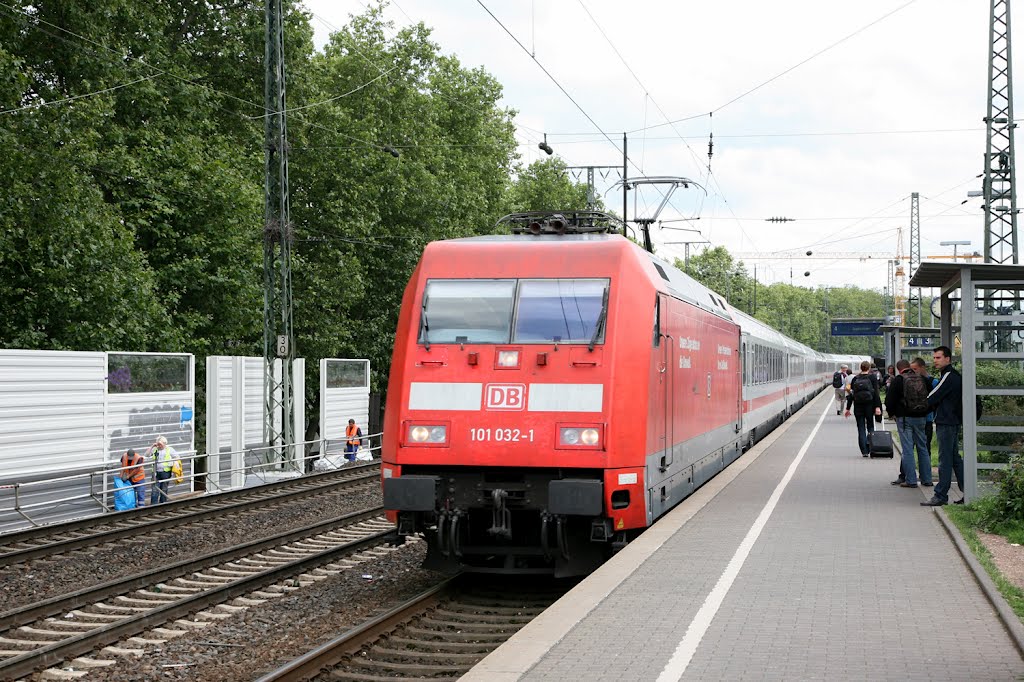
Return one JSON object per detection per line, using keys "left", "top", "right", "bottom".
{"left": 171, "top": 459, "right": 184, "bottom": 485}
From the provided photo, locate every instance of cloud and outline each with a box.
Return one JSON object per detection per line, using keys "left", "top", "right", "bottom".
{"left": 301, "top": 0, "right": 1010, "bottom": 291}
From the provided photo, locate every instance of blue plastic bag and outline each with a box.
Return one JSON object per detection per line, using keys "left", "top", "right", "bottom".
{"left": 113, "top": 477, "right": 137, "bottom": 511}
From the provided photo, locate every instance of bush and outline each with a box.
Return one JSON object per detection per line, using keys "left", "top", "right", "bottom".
{"left": 980, "top": 454, "right": 1024, "bottom": 527}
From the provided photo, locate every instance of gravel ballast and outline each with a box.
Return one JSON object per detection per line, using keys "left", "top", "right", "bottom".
{"left": 1, "top": 482, "right": 383, "bottom": 611}
{"left": 78, "top": 541, "right": 453, "bottom": 682}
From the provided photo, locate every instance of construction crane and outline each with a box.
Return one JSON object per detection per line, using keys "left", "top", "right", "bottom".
{"left": 732, "top": 250, "right": 892, "bottom": 261}
{"left": 893, "top": 227, "right": 906, "bottom": 326}
{"left": 924, "top": 252, "right": 984, "bottom": 260}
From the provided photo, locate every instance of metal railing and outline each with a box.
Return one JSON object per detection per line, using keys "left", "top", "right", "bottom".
{"left": 0, "top": 433, "right": 383, "bottom": 531}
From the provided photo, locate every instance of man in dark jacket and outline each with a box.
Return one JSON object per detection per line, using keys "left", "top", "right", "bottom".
{"left": 921, "top": 346, "right": 964, "bottom": 506}
{"left": 885, "top": 359, "right": 933, "bottom": 488}
{"left": 845, "top": 360, "right": 883, "bottom": 457}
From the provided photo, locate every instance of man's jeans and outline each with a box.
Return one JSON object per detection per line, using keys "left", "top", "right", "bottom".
{"left": 897, "top": 416, "right": 931, "bottom": 486}
{"left": 934, "top": 424, "right": 965, "bottom": 503}
{"left": 854, "top": 407, "right": 875, "bottom": 455}
{"left": 130, "top": 481, "right": 146, "bottom": 507}
{"left": 151, "top": 470, "right": 173, "bottom": 505}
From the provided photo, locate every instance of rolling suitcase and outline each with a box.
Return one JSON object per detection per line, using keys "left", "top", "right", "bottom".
{"left": 868, "top": 428, "right": 894, "bottom": 458}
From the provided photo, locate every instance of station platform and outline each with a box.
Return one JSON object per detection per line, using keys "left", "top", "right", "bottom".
{"left": 465, "top": 391, "right": 1024, "bottom": 681}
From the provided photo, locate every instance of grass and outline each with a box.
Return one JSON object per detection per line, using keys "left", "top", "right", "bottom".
{"left": 946, "top": 502, "right": 1024, "bottom": 622}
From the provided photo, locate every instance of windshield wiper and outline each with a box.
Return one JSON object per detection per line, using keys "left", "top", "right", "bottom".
{"left": 419, "top": 294, "right": 430, "bottom": 351}
{"left": 588, "top": 287, "right": 609, "bottom": 352}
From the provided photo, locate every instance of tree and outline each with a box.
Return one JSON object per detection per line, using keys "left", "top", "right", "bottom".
{"left": 504, "top": 158, "right": 594, "bottom": 215}
{"left": 285, "top": 8, "right": 519, "bottom": 398}
{"left": 677, "top": 246, "right": 751, "bottom": 308}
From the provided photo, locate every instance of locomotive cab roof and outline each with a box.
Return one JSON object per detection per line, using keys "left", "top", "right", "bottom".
{"left": 496, "top": 210, "right": 625, "bottom": 235}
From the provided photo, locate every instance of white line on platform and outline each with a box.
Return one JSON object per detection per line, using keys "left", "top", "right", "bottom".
{"left": 656, "top": 397, "right": 831, "bottom": 682}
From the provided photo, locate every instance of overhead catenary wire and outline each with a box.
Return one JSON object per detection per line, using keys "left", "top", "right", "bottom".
{"left": 0, "top": 74, "right": 160, "bottom": 115}
{"left": 518, "top": 0, "right": 920, "bottom": 140}
{"left": 0, "top": 1, "right": 498, "bottom": 158}
{"left": 543, "top": 127, "right": 986, "bottom": 142}
{"left": 572, "top": 0, "right": 755, "bottom": 250}
{"left": 477, "top": 0, "right": 706, "bottom": 250}
{"left": 248, "top": 66, "right": 399, "bottom": 118}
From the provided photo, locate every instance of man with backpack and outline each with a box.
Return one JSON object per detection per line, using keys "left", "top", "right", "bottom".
{"left": 845, "top": 360, "right": 882, "bottom": 456}
{"left": 832, "top": 365, "right": 849, "bottom": 415}
{"left": 884, "top": 359, "right": 933, "bottom": 488}
{"left": 911, "top": 357, "right": 939, "bottom": 454}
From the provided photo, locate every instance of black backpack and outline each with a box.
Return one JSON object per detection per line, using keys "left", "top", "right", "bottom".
{"left": 832, "top": 371, "right": 844, "bottom": 388}
{"left": 900, "top": 373, "right": 930, "bottom": 415}
{"left": 852, "top": 374, "right": 875, "bottom": 404}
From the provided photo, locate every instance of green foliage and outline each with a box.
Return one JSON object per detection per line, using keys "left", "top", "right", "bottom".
{"left": 678, "top": 247, "right": 887, "bottom": 354}
{"left": 286, "top": 9, "right": 518, "bottom": 398}
{"left": 0, "top": 3, "right": 520, "bottom": 413}
{"left": 504, "top": 158, "right": 594, "bottom": 215}
{"left": 976, "top": 364, "right": 1024, "bottom": 461}
{"left": 978, "top": 455, "right": 1024, "bottom": 527}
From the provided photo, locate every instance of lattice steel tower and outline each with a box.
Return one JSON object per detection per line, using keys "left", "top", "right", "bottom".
{"left": 983, "top": 0, "right": 1019, "bottom": 265}
{"left": 894, "top": 226, "right": 906, "bottom": 326}
{"left": 910, "top": 192, "right": 921, "bottom": 325}
{"left": 263, "top": 0, "right": 295, "bottom": 456}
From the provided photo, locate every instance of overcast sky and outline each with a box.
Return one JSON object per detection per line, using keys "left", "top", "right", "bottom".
{"left": 301, "top": 0, "right": 1004, "bottom": 292}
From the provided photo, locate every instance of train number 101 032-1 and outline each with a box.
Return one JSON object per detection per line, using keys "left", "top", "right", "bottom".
{"left": 469, "top": 428, "right": 535, "bottom": 443}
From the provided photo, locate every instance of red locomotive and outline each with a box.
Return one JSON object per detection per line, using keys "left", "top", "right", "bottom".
{"left": 382, "top": 212, "right": 865, "bottom": 575}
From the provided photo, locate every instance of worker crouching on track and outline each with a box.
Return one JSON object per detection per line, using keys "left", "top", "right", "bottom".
{"left": 120, "top": 448, "right": 146, "bottom": 507}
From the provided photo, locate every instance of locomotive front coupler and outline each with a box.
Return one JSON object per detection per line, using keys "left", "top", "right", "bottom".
{"left": 487, "top": 488, "right": 512, "bottom": 538}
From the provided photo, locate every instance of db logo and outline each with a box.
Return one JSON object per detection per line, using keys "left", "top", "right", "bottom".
{"left": 485, "top": 384, "right": 526, "bottom": 411}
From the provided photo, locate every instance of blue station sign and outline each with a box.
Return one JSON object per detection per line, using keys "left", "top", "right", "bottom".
{"left": 830, "top": 320, "right": 884, "bottom": 337}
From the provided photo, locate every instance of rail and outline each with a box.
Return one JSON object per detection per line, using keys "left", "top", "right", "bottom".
{"left": 256, "top": 576, "right": 460, "bottom": 682}
{"left": 0, "top": 512, "right": 395, "bottom": 680}
{"left": 0, "top": 433, "right": 384, "bottom": 531}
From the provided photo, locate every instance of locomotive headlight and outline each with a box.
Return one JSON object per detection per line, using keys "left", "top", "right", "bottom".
{"left": 496, "top": 350, "right": 520, "bottom": 368}
{"left": 560, "top": 428, "right": 581, "bottom": 445}
{"left": 559, "top": 426, "right": 601, "bottom": 448}
{"left": 407, "top": 423, "right": 448, "bottom": 445}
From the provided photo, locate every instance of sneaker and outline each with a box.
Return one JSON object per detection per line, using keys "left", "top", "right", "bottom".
{"left": 922, "top": 482, "right": 934, "bottom": 487}
{"left": 836, "top": 410, "right": 841, "bottom": 415}
{"left": 899, "top": 482, "right": 919, "bottom": 488}
{"left": 953, "top": 498, "right": 965, "bottom": 505}
{"left": 920, "top": 498, "right": 947, "bottom": 507}
{"left": 890, "top": 479, "right": 904, "bottom": 486}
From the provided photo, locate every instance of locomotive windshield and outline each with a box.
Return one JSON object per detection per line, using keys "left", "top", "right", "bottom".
{"left": 419, "top": 278, "right": 609, "bottom": 345}
{"left": 513, "top": 279, "right": 608, "bottom": 344}
{"left": 420, "top": 279, "right": 516, "bottom": 344}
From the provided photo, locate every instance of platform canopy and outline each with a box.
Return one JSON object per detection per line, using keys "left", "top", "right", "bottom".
{"left": 909, "top": 261, "right": 1024, "bottom": 290}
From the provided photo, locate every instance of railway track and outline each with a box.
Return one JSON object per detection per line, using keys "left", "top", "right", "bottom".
{"left": 258, "top": 575, "right": 572, "bottom": 681}
{"left": 0, "top": 463, "right": 379, "bottom": 566}
{"left": 0, "top": 506, "right": 400, "bottom": 680}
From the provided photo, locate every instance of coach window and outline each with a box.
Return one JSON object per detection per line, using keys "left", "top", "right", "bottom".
{"left": 741, "top": 341, "right": 748, "bottom": 384}
{"left": 420, "top": 279, "right": 515, "bottom": 344}
{"left": 652, "top": 297, "right": 661, "bottom": 347}
{"left": 513, "top": 278, "right": 610, "bottom": 344}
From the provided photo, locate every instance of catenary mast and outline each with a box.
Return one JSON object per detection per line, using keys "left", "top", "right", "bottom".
{"left": 263, "top": 0, "right": 295, "bottom": 458}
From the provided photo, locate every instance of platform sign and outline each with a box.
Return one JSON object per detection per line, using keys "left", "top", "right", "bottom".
{"left": 830, "top": 320, "right": 884, "bottom": 336}
{"left": 904, "top": 336, "right": 936, "bottom": 348}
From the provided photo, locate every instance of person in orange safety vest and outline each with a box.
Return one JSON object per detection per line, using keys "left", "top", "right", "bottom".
{"left": 344, "top": 419, "right": 362, "bottom": 462}
{"left": 120, "top": 449, "right": 146, "bottom": 507}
